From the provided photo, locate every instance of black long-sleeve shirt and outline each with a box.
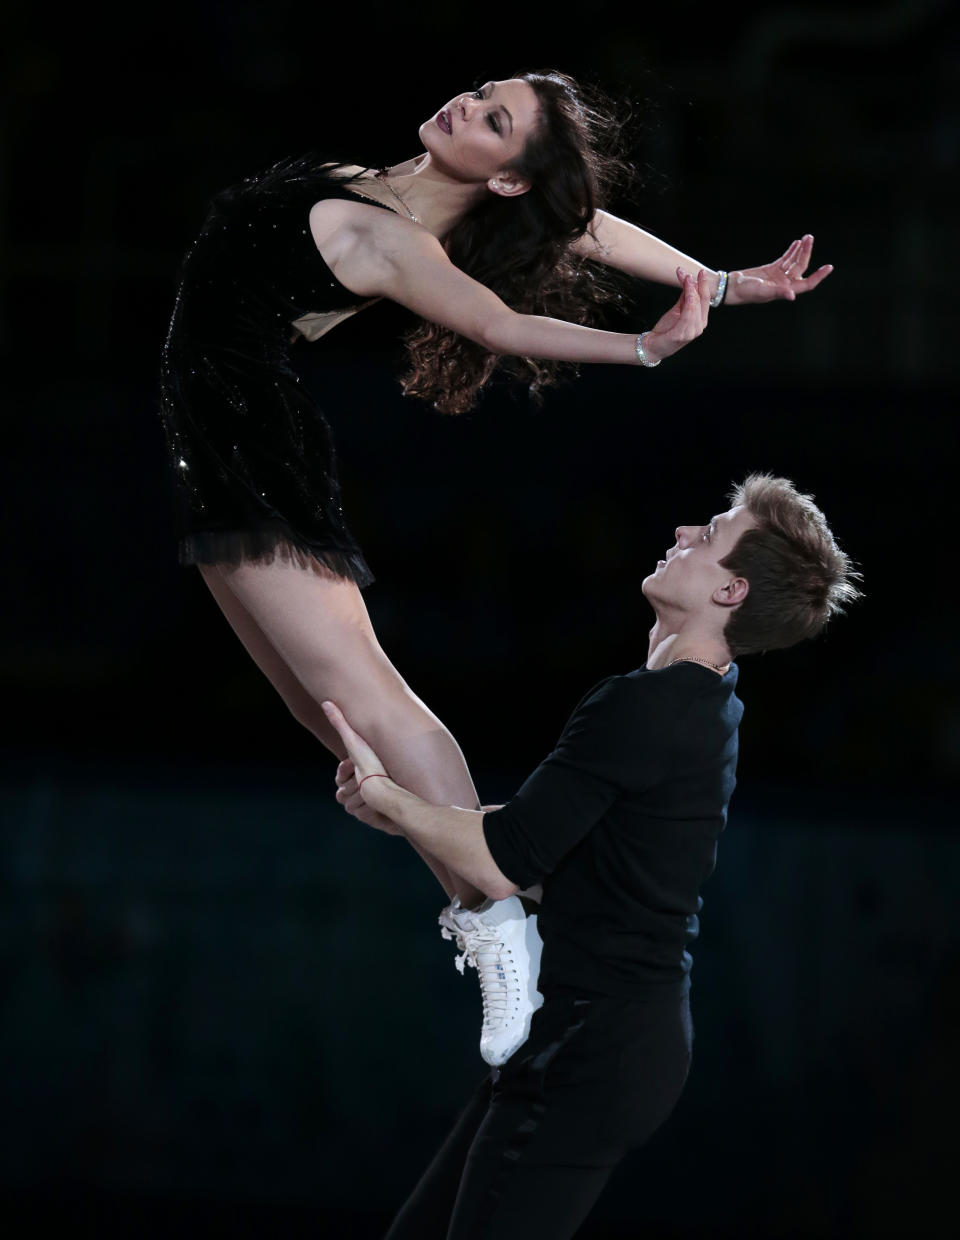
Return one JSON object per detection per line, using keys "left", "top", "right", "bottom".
{"left": 482, "top": 663, "right": 743, "bottom": 998}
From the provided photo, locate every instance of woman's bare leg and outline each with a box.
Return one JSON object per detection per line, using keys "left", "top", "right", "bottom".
{"left": 197, "top": 560, "right": 483, "bottom": 904}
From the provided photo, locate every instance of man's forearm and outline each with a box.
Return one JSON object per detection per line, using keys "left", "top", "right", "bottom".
{"left": 377, "top": 781, "right": 517, "bottom": 902}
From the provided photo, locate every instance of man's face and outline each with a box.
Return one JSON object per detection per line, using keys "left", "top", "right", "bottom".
{"left": 642, "top": 504, "right": 757, "bottom": 614}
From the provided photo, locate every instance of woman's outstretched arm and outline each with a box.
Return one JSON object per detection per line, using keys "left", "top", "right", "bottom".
{"left": 572, "top": 211, "right": 833, "bottom": 306}
{"left": 311, "top": 201, "right": 711, "bottom": 367}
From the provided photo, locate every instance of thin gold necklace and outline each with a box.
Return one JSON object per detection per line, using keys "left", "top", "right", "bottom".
{"left": 666, "top": 656, "right": 730, "bottom": 675}
{"left": 375, "top": 169, "right": 421, "bottom": 224}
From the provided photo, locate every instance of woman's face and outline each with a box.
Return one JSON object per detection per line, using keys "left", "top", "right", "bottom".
{"left": 420, "top": 78, "right": 540, "bottom": 188}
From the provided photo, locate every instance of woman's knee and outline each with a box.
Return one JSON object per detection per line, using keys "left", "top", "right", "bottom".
{"left": 281, "top": 650, "right": 431, "bottom": 753}
{"left": 283, "top": 694, "right": 328, "bottom": 743}
{"left": 296, "top": 639, "right": 424, "bottom": 725}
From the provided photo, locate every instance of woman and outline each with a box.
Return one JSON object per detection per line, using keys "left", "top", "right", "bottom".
{"left": 158, "top": 70, "right": 831, "bottom": 913}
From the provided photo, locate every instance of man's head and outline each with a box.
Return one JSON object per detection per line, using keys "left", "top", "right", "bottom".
{"left": 642, "top": 474, "right": 862, "bottom": 657}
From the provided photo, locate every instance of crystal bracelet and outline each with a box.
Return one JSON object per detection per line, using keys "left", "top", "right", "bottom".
{"left": 635, "top": 333, "right": 661, "bottom": 368}
{"left": 710, "top": 270, "right": 728, "bottom": 308}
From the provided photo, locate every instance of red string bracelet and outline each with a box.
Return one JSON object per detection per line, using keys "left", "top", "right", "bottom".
{"left": 357, "top": 773, "right": 389, "bottom": 793}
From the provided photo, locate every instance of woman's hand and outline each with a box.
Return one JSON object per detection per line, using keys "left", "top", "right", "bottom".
{"left": 725, "top": 235, "right": 833, "bottom": 306}
{"left": 640, "top": 267, "right": 712, "bottom": 365}
{"left": 321, "top": 700, "right": 397, "bottom": 825}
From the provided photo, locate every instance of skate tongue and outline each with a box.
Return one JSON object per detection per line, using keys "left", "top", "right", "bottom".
{"left": 472, "top": 896, "right": 523, "bottom": 928}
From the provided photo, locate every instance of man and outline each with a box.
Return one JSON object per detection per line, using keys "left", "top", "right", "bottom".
{"left": 323, "top": 474, "right": 861, "bottom": 1240}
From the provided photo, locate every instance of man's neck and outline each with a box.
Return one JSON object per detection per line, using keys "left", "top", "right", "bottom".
{"left": 646, "top": 617, "right": 732, "bottom": 673}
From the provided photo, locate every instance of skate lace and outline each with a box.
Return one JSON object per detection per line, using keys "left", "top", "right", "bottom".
{"left": 439, "top": 921, "right": 521, "bottom": 1031}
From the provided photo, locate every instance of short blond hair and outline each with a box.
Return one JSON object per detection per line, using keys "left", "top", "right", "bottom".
{"left": 720, "top": 474, "right": 862, "bottom": 656}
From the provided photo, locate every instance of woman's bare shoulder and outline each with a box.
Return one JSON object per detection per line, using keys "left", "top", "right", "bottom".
{"left": 309, "top": 202, "right": 447, "bottom": 300}
{"left": 308, "top": 193, "right": 410, "bottom": 248}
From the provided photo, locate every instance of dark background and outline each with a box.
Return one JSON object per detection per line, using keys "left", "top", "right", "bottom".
{"left": 2, "top": 2, "right": 958, "bottom": 1236}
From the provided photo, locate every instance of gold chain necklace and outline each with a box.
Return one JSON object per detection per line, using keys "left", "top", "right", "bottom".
{"left": 666, "top": 656, "right": 731, "bottom": 674}
{"left": 375, "top": 170, "right": 421, "bottom": 224}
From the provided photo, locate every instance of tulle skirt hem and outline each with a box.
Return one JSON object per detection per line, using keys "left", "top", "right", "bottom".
{"left": 179, "top": 523, "right": 374, "bottom": 587}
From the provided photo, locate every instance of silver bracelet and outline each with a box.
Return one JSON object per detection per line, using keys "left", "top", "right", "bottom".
{"left": 635, "top": 332, "right": 661, "bottom": 368}
{"left": 710, "top": 270, "right": 728, "bottom": 308}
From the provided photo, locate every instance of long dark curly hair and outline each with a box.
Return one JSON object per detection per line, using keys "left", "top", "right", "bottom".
{"left": 400, "top": 70, "right": 633, "bottom": 415}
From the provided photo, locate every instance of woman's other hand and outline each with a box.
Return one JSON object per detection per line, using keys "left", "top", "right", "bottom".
{"left": 641, "top": 267, "right": 712, "bottom": 364}
{"left": 725, "top": 235, "right": 833, "bottom": 305}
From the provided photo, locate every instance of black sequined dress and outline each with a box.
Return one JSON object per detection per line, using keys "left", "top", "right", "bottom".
{"left": 159, "top": 158, "right": 394, "bottom": 586}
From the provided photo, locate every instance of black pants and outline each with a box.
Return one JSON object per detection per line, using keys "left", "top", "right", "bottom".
{"left": 385, "top": 988, "right": 693, "bottom": 1240}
